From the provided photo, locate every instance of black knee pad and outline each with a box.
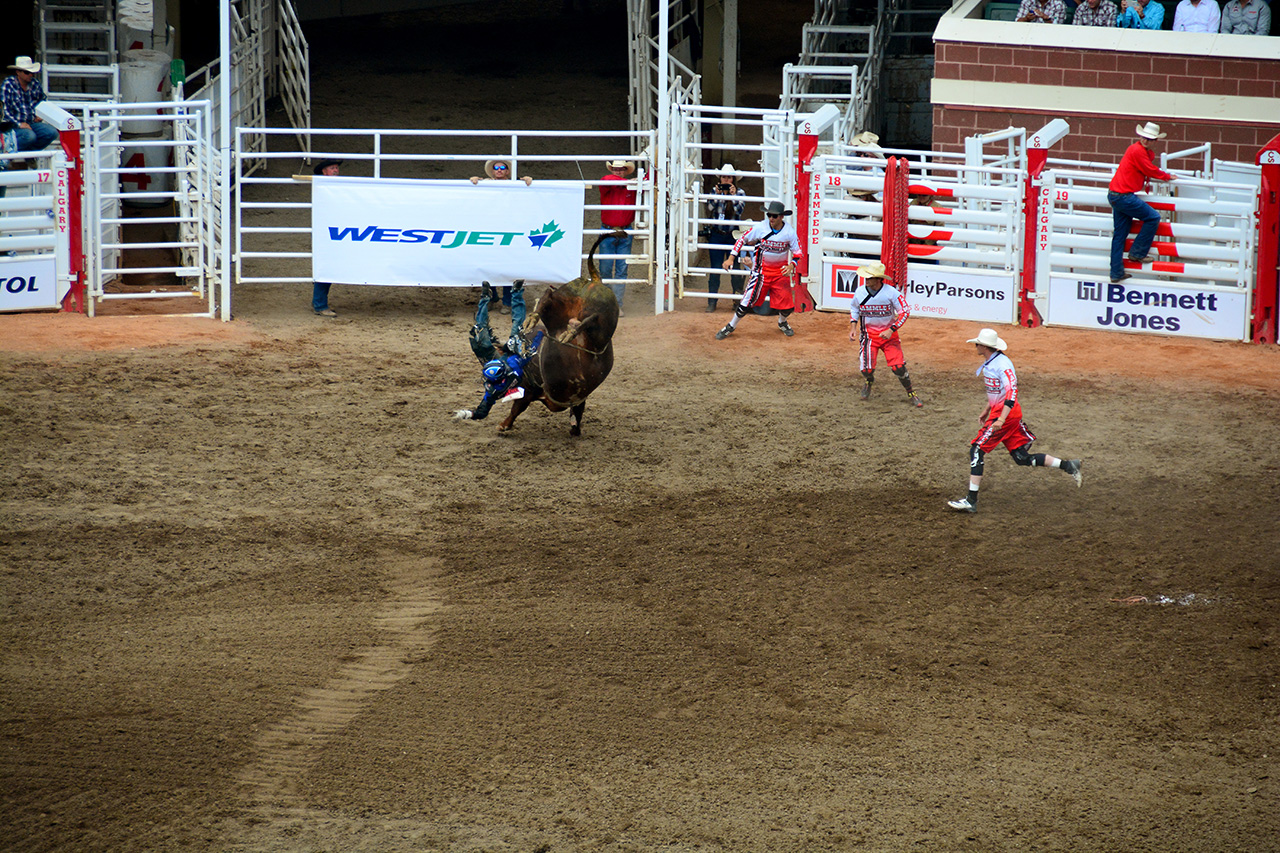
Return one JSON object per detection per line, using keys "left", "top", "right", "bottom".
{"left": 733, "top": 304, "right": 748, "bottom": 318}
{"left": 1010, "top": 446, "right": 1037, "bottom": 467}
{"left": 891, "top": 365, "right": 909, "bottom": 378}
{"left": 968, "top": 443, "right": 985, "bottom": 475}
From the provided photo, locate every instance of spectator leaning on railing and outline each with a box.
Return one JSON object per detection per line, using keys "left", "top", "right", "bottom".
{"left": 1073, "top": 0, "right": 1119, "bottom": 25}
{"left": 1173, "top": 0, "right": 1221, "bottom": 30}
{"left": 1219, "top": 0, "right": 1270, "bottom": 33}
{"left": 1117, "top": 0, "right": 1164, "bottom": 27}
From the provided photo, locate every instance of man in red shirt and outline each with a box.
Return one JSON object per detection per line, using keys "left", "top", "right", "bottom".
{"left": 1107, "top": 122, "right": 1177, "bottom": 284}
{"left": 598, "top": 159, "right": 638, "bottom": 316}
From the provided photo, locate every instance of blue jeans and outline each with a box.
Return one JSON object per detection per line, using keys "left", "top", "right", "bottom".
{"left": 598, "top": 232, "right": 632, "bottom": 306}
{"left": 17, "top": 122, "right": 59, "bottom": 153}
{"left": 474, "top": 284, "right": 527, "bottom": 354}
{"left": 312, "top": 281, "right": 331, "bottom": 311}
{"left": 1108, "top": 191, "right": 1160, "bottom": 279}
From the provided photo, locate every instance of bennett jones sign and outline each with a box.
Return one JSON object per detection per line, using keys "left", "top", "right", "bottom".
{"left": 312, "top": 177, "right": 586, "bottom": 287}
{"left": 1047, "top": 277, "right": 1248, "bottom": 342}
{"left": 0, "top": 256, "right": 59, "bottom": 312}
{"left": 824, "top": 262, "right": 1016, "bottom": 324}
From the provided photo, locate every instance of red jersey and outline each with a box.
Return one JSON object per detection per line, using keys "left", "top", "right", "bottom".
{"left": 1109, "top": 142, "right": 1174, "bottom": 194}
{"left": 599, "top": 173, "right": 637, "bottom": 228}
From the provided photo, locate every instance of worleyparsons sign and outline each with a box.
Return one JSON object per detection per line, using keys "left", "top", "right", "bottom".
{"left": 311, "top": 177, "right": 586, "bottom": 287}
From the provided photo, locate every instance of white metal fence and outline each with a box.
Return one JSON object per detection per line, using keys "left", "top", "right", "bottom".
{"left": 671, "top": 105, "right": 798, "bottom": 302}
{"left": 234, "top": 127, "right": 657, "bottom": 293}
{"left": 810, "top": 149, "right": 1023, "bottom": 322}
{"left": 80, "top": 101, "right": 220, "bottom": 317}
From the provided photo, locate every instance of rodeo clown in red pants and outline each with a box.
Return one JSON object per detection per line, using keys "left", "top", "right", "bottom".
{"left": 848, "top": 261, "right": 922, "bottom": 407}
{"left": 947, "top": 328, "right": 1083, "bottom": 513}
{"left": 714, "top": 200, "right": 803, "bottom": 339}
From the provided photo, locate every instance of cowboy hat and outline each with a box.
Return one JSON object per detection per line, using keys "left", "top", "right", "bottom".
{"left": 855, "top": 261, "right": 893, "bottom": 282}
{"left": 606, "top": 159, "right": 636, "bottom": 175}
{"left": 1135, "top": 122, "right": 1167, "bottom": 140}
{"left": 718, "top": 163, "right": 737, "bottom": 175}
{"left": 484, "top": 158, "right": 514, "bottom": 179}
{"left": 9, "top": 56, "right": 40, "bottom": 74}
{"left": 764, "top": 201, "right": 792, "bottom": 217}
{"left": 966, "top": 328, "right": 1008, "bottom": 351}
{"left": 312, "top": 158, "right": 343, "bottom": 175}
{"left": 850, "top": 130, "right": 880, "bottom": 147}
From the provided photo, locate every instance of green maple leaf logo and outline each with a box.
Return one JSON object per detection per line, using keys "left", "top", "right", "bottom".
{"left": 528, "top": 220, "right": 565, "bottom": 250}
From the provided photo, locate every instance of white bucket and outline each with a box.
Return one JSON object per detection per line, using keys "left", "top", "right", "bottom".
{"left": 119, "top": 131, "right": 174, "bottom": 208}
{"left": 120, "top": 52, "right": 171, "bottom": 134}
{"left": 118, "top": 23, "right": 152, "bottom": 53}
{"left": 117, "top": 0, "right": 154, "bottom": 30}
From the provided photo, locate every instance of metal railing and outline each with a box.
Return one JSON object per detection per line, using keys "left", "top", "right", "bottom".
{"left": 234, "top": 126, "right": 657, "bottom": 289}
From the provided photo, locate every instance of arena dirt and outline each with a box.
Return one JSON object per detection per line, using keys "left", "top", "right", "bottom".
{"left": 2, "top": 2, "right": 1278, "bottom": 851}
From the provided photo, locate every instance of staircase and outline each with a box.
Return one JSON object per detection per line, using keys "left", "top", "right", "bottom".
{"left": 38, "top": 0, "right": 119, "bottom": 101}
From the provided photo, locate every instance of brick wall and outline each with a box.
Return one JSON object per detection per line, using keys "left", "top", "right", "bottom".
{"left": 932, "top": 42, "right": 1280, "bottom": 165}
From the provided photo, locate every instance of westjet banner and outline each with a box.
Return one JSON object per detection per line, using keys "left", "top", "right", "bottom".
{"left": 312, "top": 177, "right": 585, "bottom": 286}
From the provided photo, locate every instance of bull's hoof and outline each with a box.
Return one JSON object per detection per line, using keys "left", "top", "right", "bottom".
{"left": 569, "top": 424, "right": 582, "bottom": 437}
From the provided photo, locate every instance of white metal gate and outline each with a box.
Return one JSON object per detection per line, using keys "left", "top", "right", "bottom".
{"left": 276, "top": 0, "right": 312, "bottom": 156}
{"left": 670, "top": 104, "right": 797, "bottom": 303}
{"left": 82, "top": 101, "right": 221, "bottom": 317}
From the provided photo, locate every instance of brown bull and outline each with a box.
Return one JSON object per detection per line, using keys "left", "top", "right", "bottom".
{"left": 499, "top": 232, "right": 619, "bottom": 436}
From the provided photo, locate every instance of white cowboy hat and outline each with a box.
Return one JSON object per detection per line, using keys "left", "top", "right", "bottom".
{"left": 606, "top": 159, "right": 636, "bottom": 175}
{"left": 1135, "top": 122, "right": 1167, "bottom": 140}
{"left": 855, "top": 261, "right": 893, "bottom": 282}
{"left": 966, "top": 328, "right": 1008, "bottom": 351}
{"left": 718, "top": 163, "right": 736, "bottom": 175}
{"left": 484, "top": 158, "right": 515, "bottom": 179}
{"left": 9, "top": 56, "right": 41, "bottom": 74}
{"left": 850, "top": 130, "right": 880, "bottom": 147}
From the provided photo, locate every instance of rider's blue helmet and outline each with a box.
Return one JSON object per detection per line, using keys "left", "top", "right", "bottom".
{"left": 482, "top": 359, "right": 506, "bottom": 383}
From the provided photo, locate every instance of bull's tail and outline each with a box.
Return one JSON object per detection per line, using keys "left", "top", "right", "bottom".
{"left": 585, "top": 230, "right": 615, "bottom": 284}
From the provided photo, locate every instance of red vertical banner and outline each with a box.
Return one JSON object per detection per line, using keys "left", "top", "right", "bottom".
{"left": 1254, "top": 135, "right": 1280, "bottom": 345}
{"left": 793, "top": 132, "right": 818, "bottom": 312}
{"left": 58, "top": 128, "right": 85, "bottom": 314}
{"left": 1020, "top": 146, "right": 1048, "bottom": 328}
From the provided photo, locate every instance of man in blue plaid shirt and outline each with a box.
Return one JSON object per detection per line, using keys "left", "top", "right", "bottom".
{"left": 3, "top": 57, "right": 59, "bottom": 153}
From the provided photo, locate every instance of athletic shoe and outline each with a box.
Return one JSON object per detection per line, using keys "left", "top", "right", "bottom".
{"left": 858, "top": 380, "right": 872, "bottom": 400}
{"left": 1062, "top": 459, "right": 1083, "bottom": 487}
{"left": 715, "top": 324, "right": 734, "bottom": 340}
{"left": 947, "top": 497, "right": 976, "bottom": 513}
{"left": 908, "top": 392, "right": 923, "bottom": 408}
{"left": 779, "top": 321, "right": 794, "bottom": 337}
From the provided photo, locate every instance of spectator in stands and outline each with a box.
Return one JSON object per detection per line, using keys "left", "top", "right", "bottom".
{"left": 470, "top": 158, "right": 534, "bottom": 314}
{"left": 2, "top": 57, "right": 58, "bottom": 153}
{"left": 311, "top": 159, "right": 343, "bottom": 317}
{"left": 1220, "top": 0, "right": 1270, "bottom": 32}
{"left": 1174, "top": 0, "right": 1222, "bottom": 29}
{"left": 1016, "top": 0, "right": 1067, "bottom": 22}
{"left": 1117, "top": 0, "right": 1165, "bottom": 27}
{"left": 1107, "top": 122, "right": 1177, "bottom": 285}
{"left": 1073, "top": 0, "right": 1120, "bottom": 25}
